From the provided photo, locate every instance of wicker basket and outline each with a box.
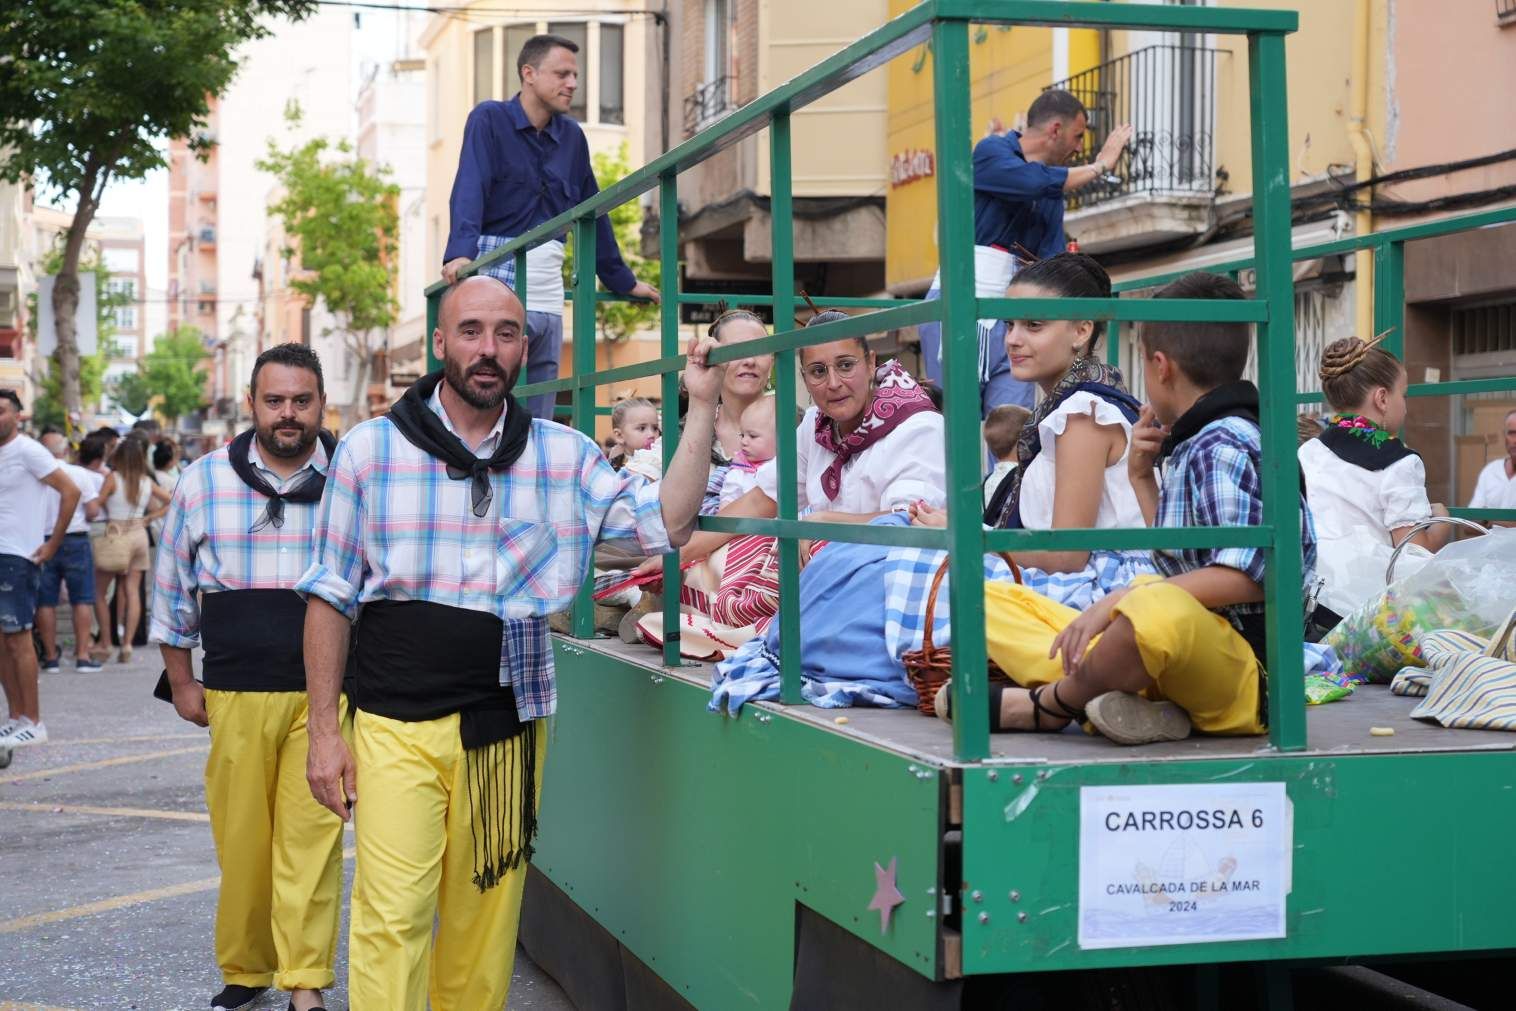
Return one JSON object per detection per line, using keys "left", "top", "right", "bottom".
{"left": 901, "top": 553, "right": 1021, "bottom": 715}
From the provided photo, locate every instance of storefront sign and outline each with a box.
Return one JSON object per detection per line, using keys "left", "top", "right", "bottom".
{"left": 890, "top": 149, "right": 935, "bottom": 188}
{"left": 1077, "top": 782, "right": 1290, "bottom": 949}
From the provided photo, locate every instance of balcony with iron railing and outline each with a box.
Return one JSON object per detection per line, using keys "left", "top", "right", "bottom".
{"left": 683, "top": 76, "right": 735, "bottom": 137}
{"left": 1048, "top": 44, "right": 1220, "bottom": 250}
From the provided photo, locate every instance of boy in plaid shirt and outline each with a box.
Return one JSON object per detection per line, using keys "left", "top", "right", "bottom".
{"left": 956, "top": 272, "right": 1316, "bottom": 743}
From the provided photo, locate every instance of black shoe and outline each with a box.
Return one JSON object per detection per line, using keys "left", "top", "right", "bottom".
{"left": 286, "top": 1002, "right": 326, "bottom": 1011}
{"left": 212, "top": 985, "right": 267, "bottom": 1010}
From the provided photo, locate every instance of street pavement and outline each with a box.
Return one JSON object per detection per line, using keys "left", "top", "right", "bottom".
{"left": 0, "top": 623, "right": 575, "bottom": 1010}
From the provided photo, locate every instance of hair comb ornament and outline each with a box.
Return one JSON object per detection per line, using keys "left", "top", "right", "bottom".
{"left": 1319, "top": 327, "right": 1396, "bottom": 380}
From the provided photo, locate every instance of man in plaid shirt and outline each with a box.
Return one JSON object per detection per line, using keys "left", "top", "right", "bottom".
{"left": 945, "top": 272, "right": 1316, "bottom": 745}
{"left": 151, "top": 344, "right": 346, "bottom": 1011}
{"left": 299, "top": 274, "right": 720, "bottom": 1010}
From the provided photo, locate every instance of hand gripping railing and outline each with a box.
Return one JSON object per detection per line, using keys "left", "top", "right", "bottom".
{"left": 425, "top": 1, "right": 1318, "bottom": 762}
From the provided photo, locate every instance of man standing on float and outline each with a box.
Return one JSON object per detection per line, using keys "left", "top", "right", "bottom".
{"left": 152, "top": 343, "right": 345, "bottom": 1011}
{"left": 442, "top": 33, "right": 660, "bottom": 421}
{"left": 918, "top": 89, "right": 1133, "bottom": 418}
{"left": 299, "top": 275, "right": 720, "bottom": 1009}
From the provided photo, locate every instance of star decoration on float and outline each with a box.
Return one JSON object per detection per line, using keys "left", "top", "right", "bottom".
{"left": 867, "top": 857, "right": 905, "bottom": 934}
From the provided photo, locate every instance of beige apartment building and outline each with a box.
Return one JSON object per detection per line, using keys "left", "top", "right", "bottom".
{"left": 358, "top": 54, "right": 428, "bottom": 407}
{"left": 663, "top": 0, "right": 890, "bottom": 304}
{"left": 32, "top": 205, "right": 147, "bottom": 422}
{"left": 167, "top": 100, "right": 221, "bottom": 345}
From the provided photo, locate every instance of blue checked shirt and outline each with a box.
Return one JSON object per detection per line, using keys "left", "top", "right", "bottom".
{"left": 149, "top": 440, "right": 330, "bottom": 649}
{"left": 295, "top": 390, "right": 671, "bottom": 720}
{"left": 1153, "top": 416, "right": 1318, "bottom": 632}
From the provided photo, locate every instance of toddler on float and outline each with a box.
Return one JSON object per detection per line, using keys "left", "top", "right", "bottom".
{"left": 981, "top": 403, "right": 1031, "bottom": 523}
{"left": 608, "top": 397, "right": 660, "bottom": 469}
{"left": 719, "top": 394, "right": 777, "bottom": 509}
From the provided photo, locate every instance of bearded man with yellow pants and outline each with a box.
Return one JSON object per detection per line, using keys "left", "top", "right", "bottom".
{"left": 298, "top": 275, "right": 721, "bottom": 1010}
{"left": 152, "top": 344, "right": 347, "bottom": 1011}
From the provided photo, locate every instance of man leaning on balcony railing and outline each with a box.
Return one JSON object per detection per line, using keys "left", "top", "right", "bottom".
{"left": 918, "top": 89, "right": 1133, "bottom": 433}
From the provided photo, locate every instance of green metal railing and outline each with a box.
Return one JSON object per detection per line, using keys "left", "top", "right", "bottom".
{"left": 424, "top": 1, "right": 1514, "bottom": 763}
{"left": 1103, "top": 202, "right": 1516, "bottom": 529}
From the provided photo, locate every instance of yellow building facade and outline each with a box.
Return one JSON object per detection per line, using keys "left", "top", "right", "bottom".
{"left": 885, "top": 4, "right": 1098, "bottom": 293}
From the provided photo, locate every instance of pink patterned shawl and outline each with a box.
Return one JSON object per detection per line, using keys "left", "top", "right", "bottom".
{"left": 812, "top": 360, "right": 937, "bottom": 501}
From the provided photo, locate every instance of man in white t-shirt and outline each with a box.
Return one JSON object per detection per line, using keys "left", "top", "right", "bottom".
{"left": 35, "top": 432, "right": 104, "bottom": 674}
{"left": 0, "top": 392, "right": 82, "bottom": 748}
{"left": 1468, "top": 408, "right": 1516, "bottom": 524}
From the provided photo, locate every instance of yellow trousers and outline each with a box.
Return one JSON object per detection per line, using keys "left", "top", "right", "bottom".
{"left": 985, "top": 577, "right": 1265, "bottom": 735}
{"left": 203, "top": 689, "right": 350, "bottom": 991}
{"left": 348, "top": 710, "right": 548, "bottom": 1011}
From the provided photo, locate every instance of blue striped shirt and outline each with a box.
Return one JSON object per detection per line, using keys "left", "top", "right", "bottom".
{"left": 294, "top": 399, "right": 670, "bottom": 719}
{"left": 149, "top": 439, "right": 329, "bottom": 650}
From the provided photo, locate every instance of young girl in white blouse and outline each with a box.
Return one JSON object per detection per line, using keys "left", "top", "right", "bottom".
{"left": 913, "top": 253, "right": 1153, "bottom": 609}
{"left": 1299, "top": 334, "right": 1449, "bottom": 620}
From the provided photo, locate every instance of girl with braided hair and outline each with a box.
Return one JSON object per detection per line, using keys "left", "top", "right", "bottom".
{"left": 1299, "top": 333, "right": 1450, "bottom": 620}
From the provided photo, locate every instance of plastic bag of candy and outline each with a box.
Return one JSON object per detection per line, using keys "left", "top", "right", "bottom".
{"left": 1325, "top": 528, "right": 1516, "bottom": 684}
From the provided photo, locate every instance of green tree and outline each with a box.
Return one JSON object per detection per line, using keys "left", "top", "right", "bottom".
{"left": 25, "top": 247, "right": 121, "bottom": 431}
{"left": 140, "top": 326, "right": 211, "bottom": 425}
{"left": 259, "top": 108, "right": 399, "bottom": 424}
{"left": 562, "top": 142, "right": 661, "bottom": 343}
{"left": 0, "top": 0, "right": 313, "bottom": 428}
{"left": 109, "top": 371, "right": 154, "bottom": 417}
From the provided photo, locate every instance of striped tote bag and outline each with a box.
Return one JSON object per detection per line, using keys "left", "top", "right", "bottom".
{"left": 1409, "top": 610, "right": 1516, "bottom": 731}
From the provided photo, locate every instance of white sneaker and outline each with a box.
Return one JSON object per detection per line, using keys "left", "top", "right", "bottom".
{"left": 0, "top": 716, "right": 22, "bottom": 739}
{"left": 2, "top": 719, "right": 46, "bottom": 747}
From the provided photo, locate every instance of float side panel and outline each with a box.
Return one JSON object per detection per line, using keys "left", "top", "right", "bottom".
{"left": 533, "top": 643, "right": 946, "bottom": 1009}
{"left": 959, "top": 754, "right": 1516, "bottom": 974}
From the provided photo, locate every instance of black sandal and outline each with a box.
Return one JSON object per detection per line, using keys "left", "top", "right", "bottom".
{"left": 1029, "top": 682, "right": 1085, "bottom": 729}
{"left": 937, "top": 681, "right": 1082, "bottom": 733}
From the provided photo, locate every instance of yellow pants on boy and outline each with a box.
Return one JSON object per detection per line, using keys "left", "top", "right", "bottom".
{"left": 202, "top": 689, "right": 350, "bottom": 991}
{"left": 347, "top": 709, "right": 549, "bottom": 1011}
{"left": 984, "top": 577, "right": 1266, "bottom": 735}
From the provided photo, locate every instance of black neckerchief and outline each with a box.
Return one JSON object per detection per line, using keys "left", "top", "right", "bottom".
{"left": 227, "top": 428, "right": 338, "bottom": 532}
{"left": 1316, "top": 424, "right": 1418, "bottom": 472}
{"left": 1157, "top": 381, "right": 1260, "bottom": 463}
{"left": 386, "top": 370, "right": 533, "bottom": 516}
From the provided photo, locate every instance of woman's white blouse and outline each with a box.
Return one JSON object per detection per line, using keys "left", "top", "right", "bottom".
{"left": 1014, "top": 391, "right": 1144, "bottom": 531}
{"left": 755, "top": 407, "right": 946, "bottom": 515}
{"left": 1298, "top": 438, "right": 1433, "bottom": 545}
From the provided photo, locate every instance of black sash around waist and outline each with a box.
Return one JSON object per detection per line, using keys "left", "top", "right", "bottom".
{"left": 354, "top": 598, "right": 536, "bottom": 892}
{"left": 353, "top": 598, "right": 524, "bottom": 743}
{"left": 200, "top": 589, "right": 309, "bottom": 692}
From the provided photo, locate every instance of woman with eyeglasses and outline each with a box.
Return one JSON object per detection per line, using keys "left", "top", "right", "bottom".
{"left": 682, "top": 312, "right": 944, "bottom": 553}
{"left": 627, "top": 311, "right": 946, "bottom": 660}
